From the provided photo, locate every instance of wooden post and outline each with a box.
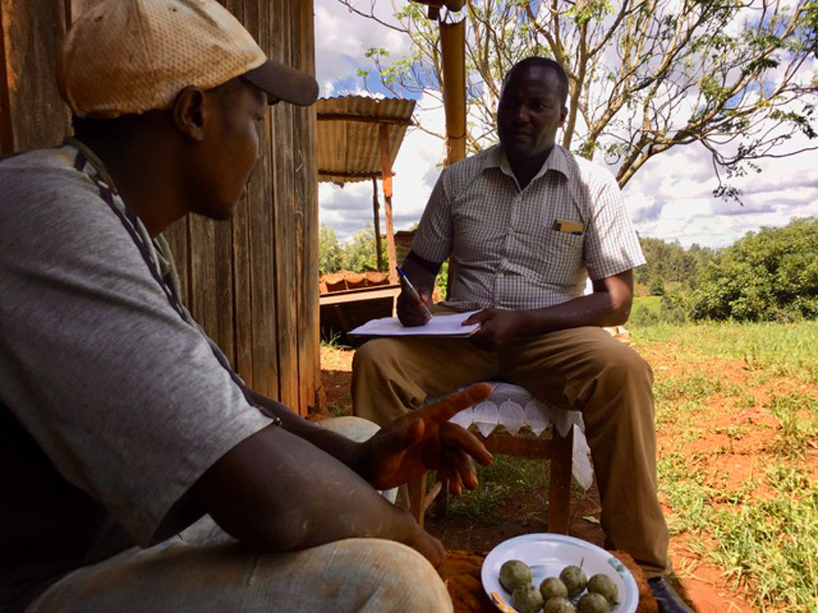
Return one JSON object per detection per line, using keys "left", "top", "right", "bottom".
{"left": 372, "top": 177, "right": 383, "bottom": 270}
{"left": 440, "top": 19, "right": 467, "bottom": 166}
{"left": 0, "top": 0, "right": 70, "bottom": 155}
{"left": 379, "top": 124, "right": 398, "bottom": 285}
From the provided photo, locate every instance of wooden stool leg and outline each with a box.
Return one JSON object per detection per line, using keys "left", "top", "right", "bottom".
{"left": 408, "top": 472, "right": 427, "bottom": 529}
{"left": 548, "top": 425, "right": 574, "bottom": 534}
{"left": 408, "top": 472, "right": 446, "bottom": 528}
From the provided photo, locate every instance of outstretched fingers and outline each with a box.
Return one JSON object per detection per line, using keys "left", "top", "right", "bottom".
{"left": 420, "top": 382, "right": 492, "bottom": 424}
{"left": 447, "top": 449, "right": 478, "bottom": 495}
{"left": 440, "top": 422, "right": 493, "bottom": 466}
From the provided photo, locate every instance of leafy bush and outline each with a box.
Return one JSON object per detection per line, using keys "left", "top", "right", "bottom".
{"left": 630, "top": 294, "right": 688, "bottom": 326}
{"left": 340, "top": 225, "right": 388, "bottom": 272}
{"left": 318, "top": 224, "right": 388, "bottom": 275}
{"left": 319, "top": 225, "right": 343, "bottom": 274}
{"left": 636, "top": 237, "right": 714, "bottom": 294}
{"left": 630, "top": 304, "right": 662, "bottom": 327}
{"left": 689, "top": 218, "right": 818, "bottom": 322}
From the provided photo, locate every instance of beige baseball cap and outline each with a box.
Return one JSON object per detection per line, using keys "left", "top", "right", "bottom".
{"left": 59, "top": 0, "right": 319, "bottom": 118}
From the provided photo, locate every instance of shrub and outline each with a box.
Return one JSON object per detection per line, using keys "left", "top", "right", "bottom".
{"left": 688, "top": 218, "right": 818, "bottom": 322}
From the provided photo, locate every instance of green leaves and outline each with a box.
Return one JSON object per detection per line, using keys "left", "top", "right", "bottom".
{"left": 564, "top": 0, "right": 614, "bottom": 27}
{"left": 689, "top": 217, "right": 818, "bottom": 322}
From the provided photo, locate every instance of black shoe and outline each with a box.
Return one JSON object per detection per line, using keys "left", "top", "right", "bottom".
{"left": 648, "top": 577, "right": 694, "bottom": 613}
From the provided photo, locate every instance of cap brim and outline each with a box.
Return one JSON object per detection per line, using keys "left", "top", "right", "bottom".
{"left": 242, "top": 59, "right": 318, "bottom": 107}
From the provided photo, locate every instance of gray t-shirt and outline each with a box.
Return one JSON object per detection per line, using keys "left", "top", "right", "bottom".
{"left": 0, "top": 143, "right": 272, "bottom": 611}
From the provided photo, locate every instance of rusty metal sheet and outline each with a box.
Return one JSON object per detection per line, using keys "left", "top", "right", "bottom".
{"left": 316, "top": 96, "right": 416, "bottom": 185}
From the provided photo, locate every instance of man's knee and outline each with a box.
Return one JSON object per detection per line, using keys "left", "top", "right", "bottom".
{"left": 586, "top": 338, "right": 653, "bottom": 390}
{"left": 576, "top": 338, "right": 654, "bottom": 421}
{"left": 610, "top": 342, "right": 653, "bottom": 384}
{"left": 317, "top": 415, "right": 381, "bottom": 442}
{"left": 352, "top": 338, "right": 398, "bottom": 378}
{"left": 356, "top": 540, "right": 452, "bottom": 612}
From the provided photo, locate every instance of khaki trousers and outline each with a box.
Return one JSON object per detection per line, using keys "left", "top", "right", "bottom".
{"left": 351, "top": 313, "right": 670, "bottom": 576}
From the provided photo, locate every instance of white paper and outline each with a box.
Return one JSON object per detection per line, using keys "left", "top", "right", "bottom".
{"left": 348, "top": 310, "right": 481, "bottom": 337}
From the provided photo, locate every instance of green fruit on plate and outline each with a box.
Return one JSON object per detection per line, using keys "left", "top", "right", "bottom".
{"left": 512, "top": 583, "right": 544, "bottom": 613}
{"left": 545, "top": 596, "right": 576, "bottom": 612}
{"left": 587, "top": 573, "right": 618, "bottom": 604}
{"left": 540, "top": 576, "right": 569, "bottom": 600}
{"left": 499, "top": 559, "right": 532, "bottom": 593}
{"left": 577, "top": 591, "right": 610, "bottom": 613}
{"left": 559, "top": 565, "right": 588, "bottom": 597}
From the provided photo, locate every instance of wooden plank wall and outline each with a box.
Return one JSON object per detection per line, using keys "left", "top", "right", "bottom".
{"left": 0, "top": 0, "right": 320, "bottom": 416}
{"left": 0, "top": 0, "right": 69, "bottom": 152}
{"left": 160, "top": 0, "right": 321, "bottom": 415}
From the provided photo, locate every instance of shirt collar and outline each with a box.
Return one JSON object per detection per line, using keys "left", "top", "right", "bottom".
{"left": 64, "top": 136, "right": 121, "bottom": 194}
{"left": 489, "top": 143, "right": 572, "bottom": 187}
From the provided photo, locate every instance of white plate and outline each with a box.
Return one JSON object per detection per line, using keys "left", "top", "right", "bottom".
{"left": 481, "top": 533, "right": 639, "bottom": 613}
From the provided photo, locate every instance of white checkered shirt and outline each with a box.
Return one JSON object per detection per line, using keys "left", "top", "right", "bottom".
{"left": 412, "top": 144, "right": 646, "bottom": 311}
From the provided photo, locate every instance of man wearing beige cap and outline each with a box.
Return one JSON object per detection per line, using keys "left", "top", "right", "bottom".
{"left": 0, "top": 1, "right": 493, "bottom": 611}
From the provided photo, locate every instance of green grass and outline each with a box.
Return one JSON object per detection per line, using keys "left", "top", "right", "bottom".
{"left": 633, "top": 295, "right": 663, "bottom": 312}
{"left": 432, "top": 454, "right": 551, "bottom": 524}
{"left": 326, "top": 402, "right": 351, "bottom": 417}
{"left": 320, "top": 329, "right": 353, "bottom": 350}
{"left": 767, "top": 392, "right": 818, "bottom": 458}
{"left": 660, "top": 453, "right": 818, "bottom": 611}
{"left": 706, "top": 470, "right": 818, "bottom": 612}
{"left": 640, "top": 320, "right": 818, "bottom": 611}
{"left": 652, "top": 370, "right": 746, "bottom": 428}
{"left": 632, "top": 321, "right": 818, "bottom": 384}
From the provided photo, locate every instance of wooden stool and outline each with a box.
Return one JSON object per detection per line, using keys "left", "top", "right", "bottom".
{"left": 409, "top": 421, "right": 575, "bottom": 533}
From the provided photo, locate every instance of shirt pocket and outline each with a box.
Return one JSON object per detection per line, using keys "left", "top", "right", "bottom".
{"left": 537, "top": 222, "right": 586, "bottom": 286}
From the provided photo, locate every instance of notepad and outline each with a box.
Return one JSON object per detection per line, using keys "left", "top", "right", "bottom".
{"left": 348, "top": 311, "right": 481, "bottom": 338}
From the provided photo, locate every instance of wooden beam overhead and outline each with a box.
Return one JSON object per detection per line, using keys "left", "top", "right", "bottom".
{"left": 409, "top": 0, "right": 465, "bottom": 13}
{"left": 317, "top": 170, "right": 395, "bottom": 179}
{"left": 316, "top": 113, "right": 414, "bottom": 126}
{"left": 440, "top": 19, "right": 467, "bottom": 166}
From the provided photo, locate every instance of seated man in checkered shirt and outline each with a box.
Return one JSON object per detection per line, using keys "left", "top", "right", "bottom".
{"left": 352, "top": 57, "right": 692, "bottom": 613}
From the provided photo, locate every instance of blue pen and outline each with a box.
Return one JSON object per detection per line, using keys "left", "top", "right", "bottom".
{"left": 396, "top": 266, "right": 433, "bottom": 319}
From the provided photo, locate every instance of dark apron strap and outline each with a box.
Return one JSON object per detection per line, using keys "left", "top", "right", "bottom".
{"left": 74, "top": 150, "right": 281, "bottom": 424}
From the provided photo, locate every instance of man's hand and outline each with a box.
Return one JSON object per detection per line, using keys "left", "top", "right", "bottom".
{"left": 464, "top": 308, "right": 527, "bottom": 351}
{"left": 408, "top": 528, "right": 447, "bottom": 568}
{"left": 396, "top": 285, "right": 433, "bottom": 326}
{"left": 355, "top": 383, "right": 494, "bottom": 496}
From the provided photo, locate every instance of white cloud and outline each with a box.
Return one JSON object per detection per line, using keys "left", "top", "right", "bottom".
{"left": 314, "top": 1, "right": 411, "bottom": 98}
{"left": 624, "top": 137, "right": 818, "bottom": 248}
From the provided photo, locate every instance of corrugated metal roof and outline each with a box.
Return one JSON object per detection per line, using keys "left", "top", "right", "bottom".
{"left": 316, "top": 96, "right": 416, "bottom": 185}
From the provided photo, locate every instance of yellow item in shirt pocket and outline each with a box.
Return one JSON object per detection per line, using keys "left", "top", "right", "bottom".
{"left": 552, "top": 218, "right": 584, "bottom": 236}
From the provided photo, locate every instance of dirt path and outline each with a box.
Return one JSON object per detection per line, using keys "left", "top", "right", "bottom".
{"left": 316, "top": 344, "right": 803, "bottom": 612}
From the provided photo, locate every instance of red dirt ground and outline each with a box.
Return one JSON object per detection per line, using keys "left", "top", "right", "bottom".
{"left": 316, "top": 344, "right": 817, "bottom": 612}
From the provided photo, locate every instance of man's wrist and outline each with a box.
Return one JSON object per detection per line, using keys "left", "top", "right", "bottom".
{"left": 347, "top": 438, "right": 374, "bottom": 482}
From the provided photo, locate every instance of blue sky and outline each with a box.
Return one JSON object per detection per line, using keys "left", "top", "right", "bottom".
{"left": 313, "top": 0, "right": 818, "bottom": 249}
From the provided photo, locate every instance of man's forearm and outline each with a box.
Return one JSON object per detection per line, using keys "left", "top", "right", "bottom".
{"left": 515, "top": 270, "right": 634, "bottom": 337}
{"left": 194, "top": 424, "right": 436, "bottom": 560}
{"left": 518, "top": 290, "right": 631, "bottom": 336}
{"left": 244, "top": 388, "right": 360, "bottom": 469}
